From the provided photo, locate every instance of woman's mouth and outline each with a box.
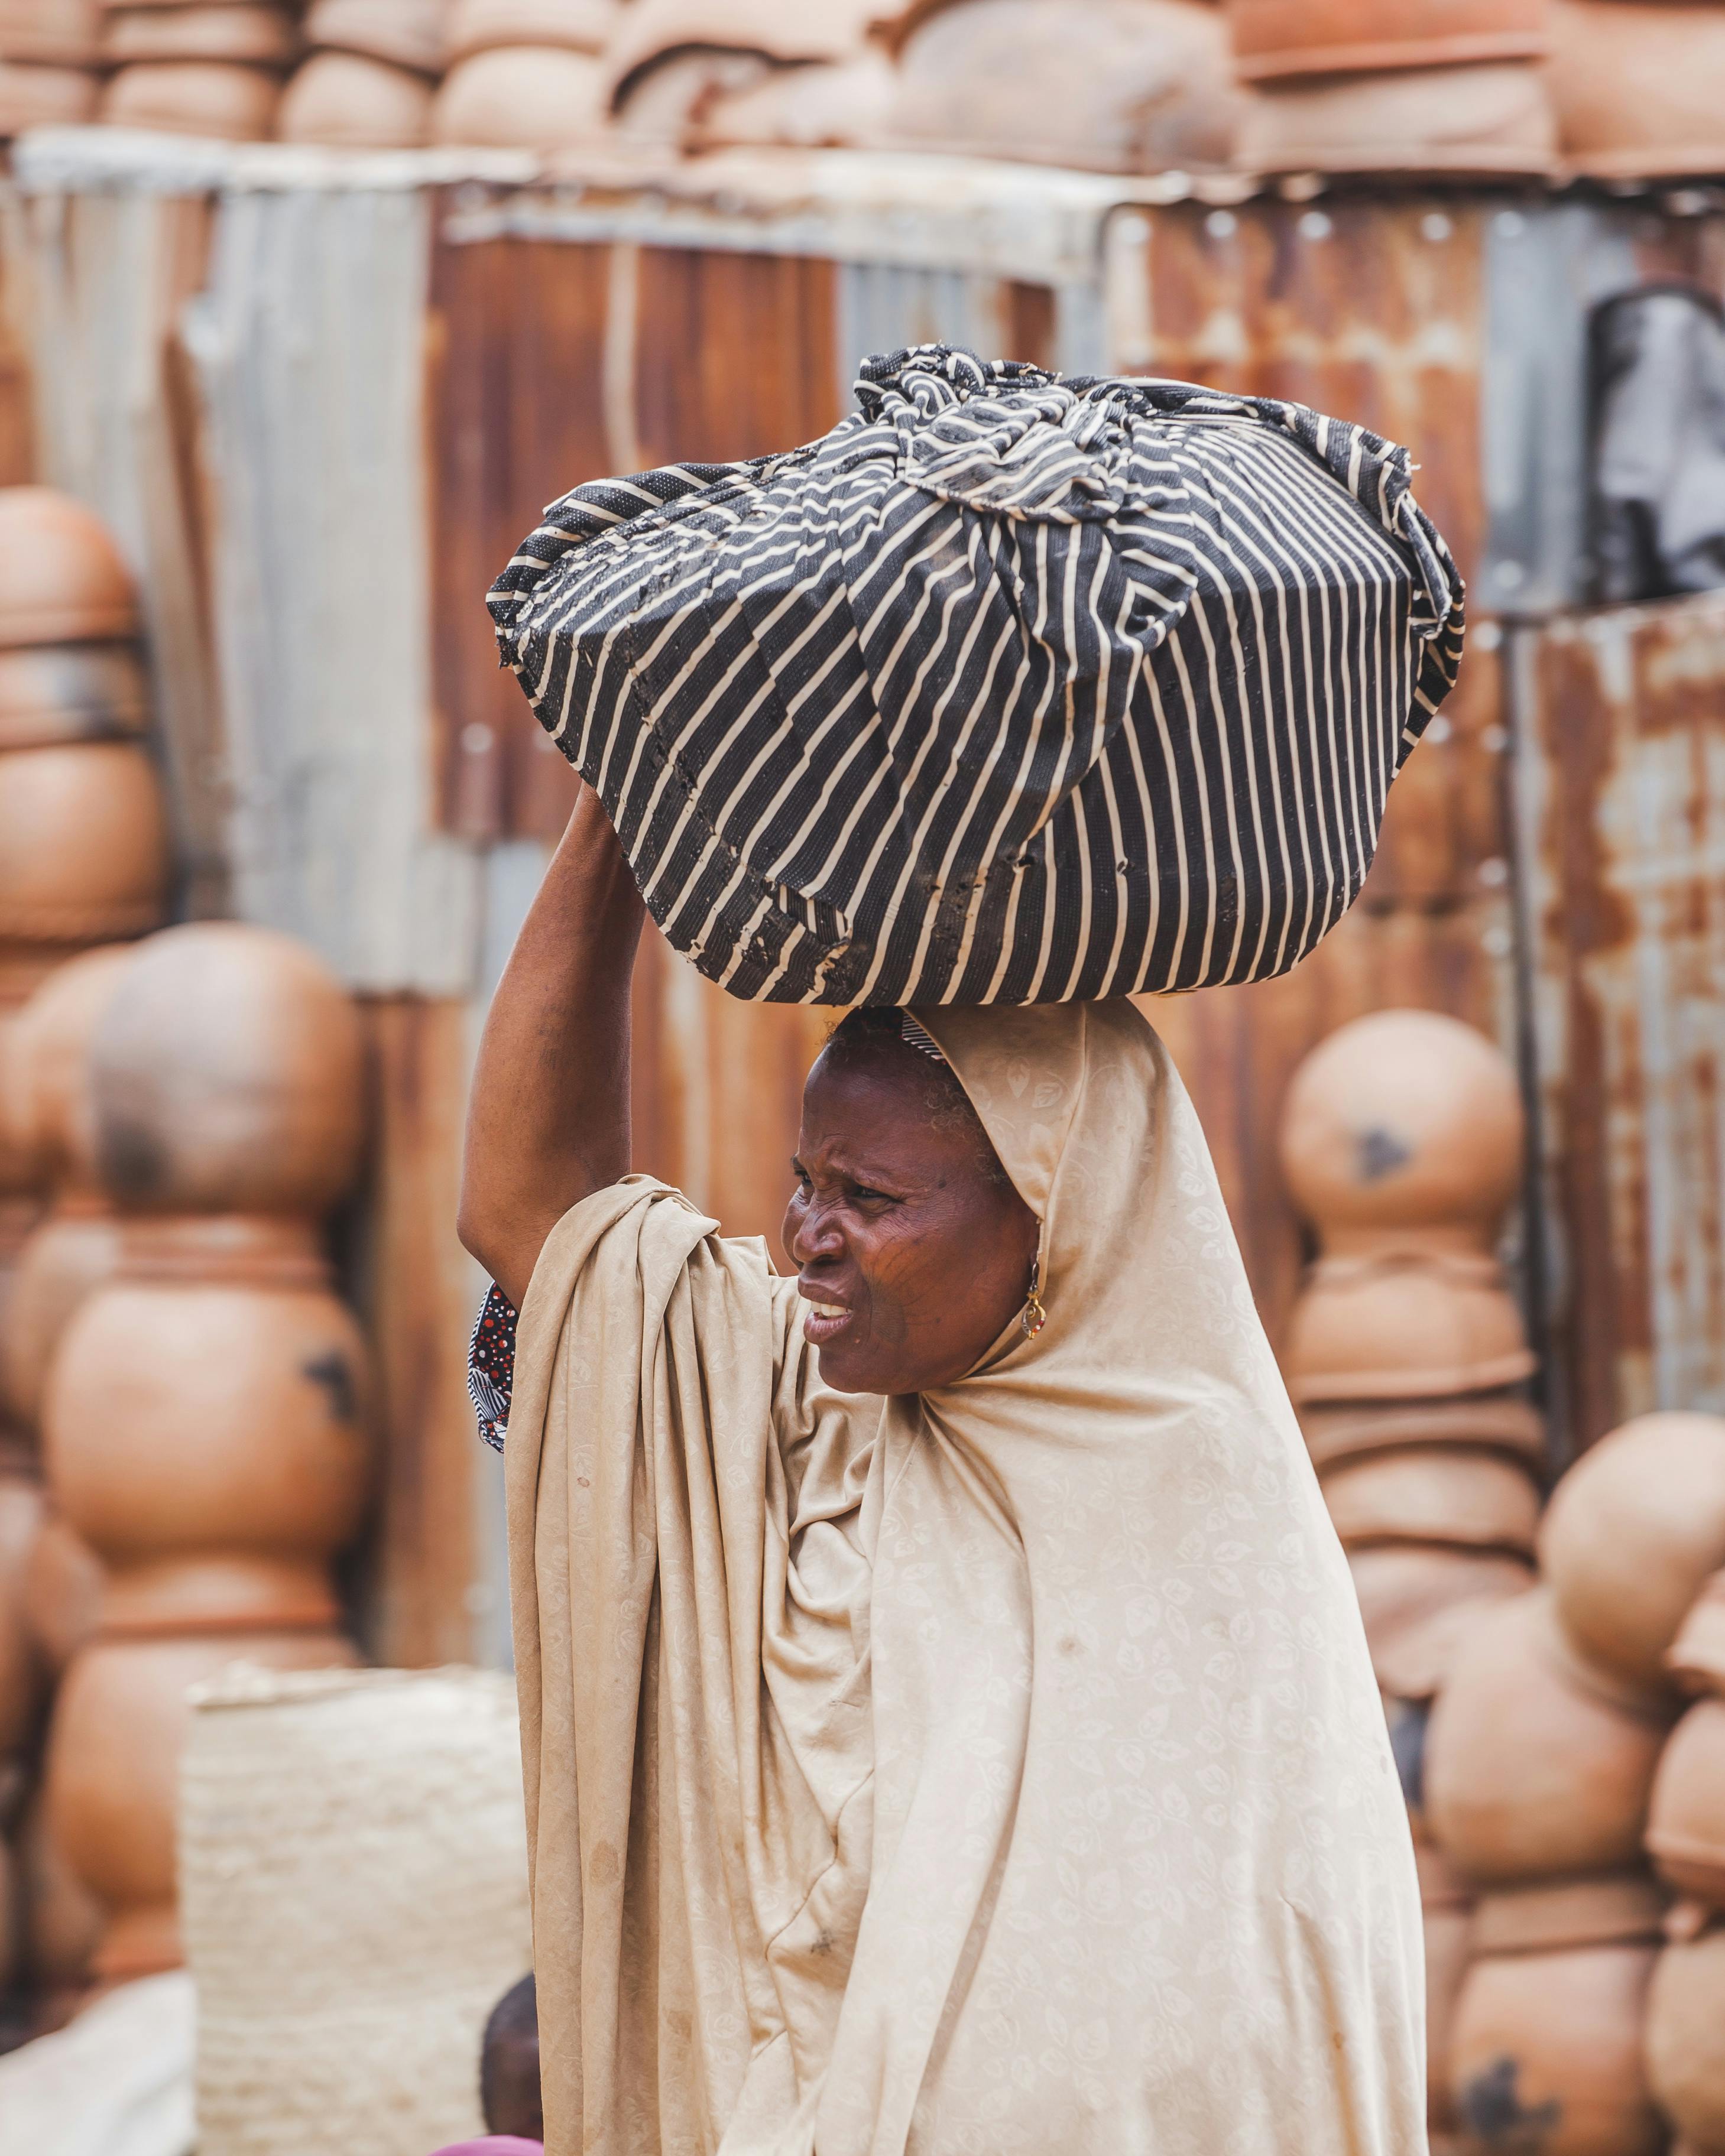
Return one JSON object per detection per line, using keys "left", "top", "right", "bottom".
{"left": 800, "top": 1297, "right": 855, "bottom": 1347}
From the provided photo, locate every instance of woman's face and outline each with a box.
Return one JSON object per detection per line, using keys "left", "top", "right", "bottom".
{"left": 784, "top": 1035, "right": 1040, "bottom": 1396}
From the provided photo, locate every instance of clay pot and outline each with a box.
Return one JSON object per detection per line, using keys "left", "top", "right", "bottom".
{"left": 98, "top": 57, "right": 281, "bottom": 135}
{"left": 443, "top": 0, "right": 614, "bottom": 58}
{"left": 0, "top": 0, "right": 99, "bottom": 66}
{"left": 1649, "top": 1702, "right": 1725, "bottom": 1907}
{"left": 0, "top": 744, "right": 169, "bottom": 948}
{"left": 1550, "top": 1, "right": 1725, "bottom": 177}
{"left": 1450, "top": 1941, "right": 1664, "bottom": 2156}
{"left": 276, "top": 49, "right": 434, "bottom": 144}
{"left": 1416, "top": 1824, "right": 1475, "bottom": 2136}
{"left": 1648, "top": 1927, "right": 1725, "bottom": 2151}
{"left": 0, "top": 57, "right": 97, "bottom": 128}
{"left": 1424, "top": 1590, "right": 1672, "bottom": 1886}
{"left": 1471, "top": 1871, "right": 1668, "bottom": 1956}
{"left": 1319, "top": 1444, "right": 1541, "bottom": 1556}
{"left": 90, "top": 924, "right": 367, "bottom": 1219}
{"left": 697, "top": 52, "right": 896, "bottom": 151}
{"left": 45, "top": 1267, "right": 370, "bottom": 1634}
{"left": 604, "top": 0, "right": 874, "bottom": 85}
{"left": 22, "top": 1509, "right": 103, "bottom": 1675}
{"left": 17, "top": 1794, "right": 102, "bottom": 1996}
{"left": 6, "top": 944, "right": 138, "bottom": 1196}
{"left": 0, "top": 1467, "right": 44, "bottom": 1757}
{"left": 1349, "top": 1545, "right": 1534, "bottom": 1702}
{"left": 0, "top": 644, "right": 150, "bottom": 752}
{"left": 1671, "top": 1571, "right": 1725, "bottom": 1696}
{"left": 1283, "top": 1255, "right": 1533, "bottom": 1403}
{"left": 430, "top": 43, "right": 604, "bottom": 144}
{"left": 1237, "top": 59, "right": 1557, "bottom": 174}
{"left": 43, "top": 1626, "right": 358, "bottom": 1979}
{"left": 886, "top": 0, "right": 1244, "bottom": 174}
{"left": 302, "top": 0, "right": 446, "bottom": 69}
{"left": 0, "top": 1203, "right": 125, "bottom": 1434}
{"left": 1302, "top": 1389, "right": 1546, "bottom": 1469}
{"left": 0, "top": 490, "right": 138, "bottom": 650}
{"left": 1226, "top": 0, "right": 1549, "bottom": 82}
{"left": 101, "top": 1, "right": 300, "bottom": 63}
{"left": 1541, "top": 1411, "right": 1725, "bottom": 1702}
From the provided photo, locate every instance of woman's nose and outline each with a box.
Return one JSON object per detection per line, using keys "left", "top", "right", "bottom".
{"left": 789, "top": 1195, "right": 844, "bottom": 1265}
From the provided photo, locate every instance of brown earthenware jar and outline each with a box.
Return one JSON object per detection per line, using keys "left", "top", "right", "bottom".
{"left": 0, "top": 644, "right": 150, "bottom": 752}
{"left": 1318, "top": 1444, "right": 1541, "bottom": 1557}
{"left": 275, "top": 48, "right": 434, "bottom": 144}
{"left": 0, "top": 490, "right": 138, "bottom": 649}
{"left": 1470, "top": 1871, "right": 1668, "bottom": 1957}
{"left": 0, "top": 745, "right": 168, "bottom": 949}
{"left": 1549, "top": 0, "right": 1725, "bottom": 177}
{"left": 0, "top": 1202, "right": 125, "bottom": 1434}
{"left": 1284, "top": 1254, "right": 1535, "bottom": 1404}
{"left": 90, "top": 924, "right": 366, "bottom": 1219}
{"left": 0, "top": 1465, "right": 44, "bottom": 1758}
{"left": 1302, "top": 1388, "right": 1546, "bottom": 1470}
{"left": 301, "top": 0, "right": 447, "bottom": 70}
{"left": 7, "top": 945, "right": 138, "bottom": 1196}
{"left": 430, "top": 41, "right": 603, "bottom": 143}
{"left": 100, "top": 1, "right": 301, "bottom": 64}
{"left": 1541, "top": 1411, "right": 1725, "bottom": 1703}
{"left": 0, "top": 0, "right": 99, "bottom": 66}
{"left": 22, "top": 1507, "right": 104, "bottom": 1676}
{"left": 1648, "top": 1926, "right": 1725, "bottom": 2151}
{"left": 1416, "top": 1825, "right": 1475, "bottom": 2136}
{"left": 1425, "top": 1590, "right": 1673, "bottom": 1886}
{"left": 1649, "top": 1701, "right": 1725, "bottom": 1908}
{"left": 1226, "top": 0, "right": 1549, "bottom": 82}
{"left": 1671, "top": 1571, "right": 1725, "bottom": 1696}
{"left": 17, "top": 1792, "right": 103, "bottom": 2006}
{"left": 98, "top": 56, "right": 281, "bottom": 135}
{"left": 1348, "top": 1545, "right": 1533, "bottom": 1703}
{"left": 0, "top": 57, "right": 99, "bottom": 128}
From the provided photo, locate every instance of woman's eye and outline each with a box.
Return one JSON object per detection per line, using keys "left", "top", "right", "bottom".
{"left": 851, "top": 1184, "right": 893, "bottom": 1204}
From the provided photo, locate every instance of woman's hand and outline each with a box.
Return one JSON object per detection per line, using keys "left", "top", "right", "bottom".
{"left": 458, "top": 784, "right": 646, "bottom": 1309}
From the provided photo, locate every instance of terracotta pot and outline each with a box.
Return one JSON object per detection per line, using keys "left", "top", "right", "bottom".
{"left": 301, "top": 0, "right": 446, "bottom": 69}
{"left": 697, "top": 51, "right": 896, "bottom": 151}
{"left": 0, "top": 744, "right": 168, "bottom": 947}
{"left": 1471, "top": 1872, "right": 1668, "bottom": 1956}
{"left": 1671, "top": 1571, "right": 1725, "bottom": 1696}
{"left": 1450, "top": 1941, "right": 1664, "bottom": 2156}
{"left": 0, "top": 644, "right": 150, "bottom": 752}
{"left": 443, "top": 0, "right": 614, "bottom": 58}
{"left": 45, "top": 1273, "right": 371, "bottom": 1628}
{"left": 1424, "top": 1590, "right": 1672, "bottom": 1886}
{"left": 1551, "top": 1, "right": 1725, "bottom": 176}
{"left": 0, "top": 1466, "right": 44, "bottom": 1756}
{"left": 17, "top": 1794, "right": 102, "bottom": 1994}
{"left": 1348, "top": 1545, "right": 1533, "bottom": 1702}
{"left": 430, "top": 43, "right": 604, "bottom": 144}
{"left": 886, "top": 0, "right": 1244, "bottom": 174}
{"left": 1541, "top": 1411, "right": 1725, "bottom": 1702}
{"left": 1236, "top": 59, "right": 1557, "bottom": 174}
{"left": 43, "top": 1626, "right": 358, "bottom": 1979}
{"left": 276, "top": 49, "right": 434, "bottom": 145}
{"left": 0, "top": 57, "right": 97, "bottom": 128}
{"left": 0, "top": 0, "right": 99, "bottom": 66}
{"left": 1648, "top": 1927, "right": 1725, "bottom": 2151}
{"left": 21, "top": 1508, "right": 103, "bottom": 1675}
{"left": 1427, "top": 1891, "right": 1474, "bottom": 2136}
{"left": 98, "top": 57, "right": 281, "bottom": 136}
{"left": 1650, "top": 1701, "right": 1725, "bottom": 1907}
{"left": 1283, "top": 1255, "right": 1533, "bottom": 1403}
{"left": 0, "top": 1203, "right": 125, "bottom": 1434}
{"left": 0, "top": 490, "right": 138, "bottom": 650}
{"left": 90, "top": 924, "right": 367, "bottom": 1219}
{"left": 7, "top": 944, "right": 138, "bottom": 1196}
{"left": 1302, "top": 1388, "right": 1546, "bottom": 1469}
{"left": 100, "top": 1, "right": 301, "bottom": 63}
{"left": 1319, "top": 1444, "right": 1541, "bottom": 1556}
{"left": 1227, "top": 0, "right": 1549, "bottom": 83}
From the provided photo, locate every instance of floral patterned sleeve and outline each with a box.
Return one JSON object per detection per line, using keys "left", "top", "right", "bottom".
{"left": 468, "top": 1282, "right": 518, "bottom": 1453}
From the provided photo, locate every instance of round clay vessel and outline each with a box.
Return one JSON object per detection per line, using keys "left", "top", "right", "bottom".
{"left": 1648, "top": 1927, "right": 1725, "bottom": 2150}
{"left": 21, "top": 1508, "right": 104, "bottom": 1674}
{"left": 0, "top": 1466, "right": 45, "bottom": 1756}
{"left": 7, "top": 944, "right": 138, "bottom": 1196}
{"left": 443, "top": 0, "right": 614, "bottom": 58}
{"left": 1226, "top": 0, "right": 1548, "bottom": 83}
{"left": 1671, "top": 1570, "right": 1725, "bottom": 1696}
{"left": 98, "top": 57, "right": 281, "bottom": 136}
{"left": 302, "top": 0, "right": 446, "bottom": 70}
{"left": 430, "top": 42, "right": 604, "bottom": 144}
{"left": 18, "top": 1793, "right": 103, "bottom": 1993}
{"left": 1318, "top": 1444, "right": 1541, "bottom": 1556}
{"left": 0, "top": 1204, "right": 125, "bottom": 1435}
{"left": 1348, "top": 1544, "right": 1533, "bottom": 1702}
{"left": 0, "top": 490, "right": 137, "bottom": 649}
{"left": 100, "top": 1, "right": 301, "bottom": 63}
{"left": 90, "top": 923, "right": 367, "bottom": 1218}
{"left": 276, "top": 49, "right": 434, "bottom": 144}
{"left": 1424, "top": 1589, "right": 1672, "bottom": 1886}
{"left": 1649, "top": 1701, "right": 1725, "bottom": 1907}
{"left": 1283, "top": 1255, "right": 1533, "bottom": 1403}
{"left": 0, "top": 644, "right": 150, "bottom": 752}
{"left": 1471, "top": 1872, "right": 1668, "bottom": 1957}
{"left": 43, "top": 1625, "right": 358, "bottom": 1979}
{"left": 1301, "top": 1389, "right": 1546, "bottom": 1469}
{"left": 1550, "top": 1, "right": 1725, "bottom": 176}
{"left": 1236, "top": 58, "right": 1557, "bottom": 174}
{"left": 0, "top": 0, "right": 99, "bottom": 66}
{"left": 0, "top": 743, "right": 168, "bottom": 947}
{"left": 1450, "top": 1941, "right": 1664, "bottom": 2156}
{"left": 1541, "top": 1411, "right": 1725, "bottom": 1702}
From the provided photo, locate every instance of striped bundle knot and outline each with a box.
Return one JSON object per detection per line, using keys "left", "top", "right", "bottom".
{"left": 491, "top": 344, "right": 1464, "bottom": 1008}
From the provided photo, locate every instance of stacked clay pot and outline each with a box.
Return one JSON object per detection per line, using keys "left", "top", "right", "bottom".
{"left": 41, "top": 922, "right": 371, "bottom": 1984}
{"left": 98, "top": 0, "right": 299, "bottom": 136}
{"left": 0, "top": 0, "right": 100, "bottom": 131}
{"left": 1548, "top": 2, "right": 1725, "bottom": 178}
{"left": 1224, "top": 0, "right": 1557, "bottom": 174}
{"left": 430, "top": 0, "right": 609, "bottom": 147}
{"left": 277, "top": 0, "right": 444, "bottom": 146}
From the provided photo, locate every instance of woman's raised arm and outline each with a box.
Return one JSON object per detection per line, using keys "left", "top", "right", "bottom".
{"left": 458, "top": 784, "right": 646, "bottom": 1310}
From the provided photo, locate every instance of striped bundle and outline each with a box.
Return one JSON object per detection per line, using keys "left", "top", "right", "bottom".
{"left": 490, "top": 345, "right": 1464, "bottom": 1007}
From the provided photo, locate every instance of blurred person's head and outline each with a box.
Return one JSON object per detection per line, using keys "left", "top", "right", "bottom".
{"left": 480, "top": 1973, "right": 542, "bottom": 2142}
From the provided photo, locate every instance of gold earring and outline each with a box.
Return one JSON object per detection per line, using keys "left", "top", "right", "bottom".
{"left": 1022, "top": 1258, "right": 1046, "bottom": 1339}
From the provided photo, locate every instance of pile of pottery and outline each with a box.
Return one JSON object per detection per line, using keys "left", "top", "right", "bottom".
{"left": 0, "top": 0, "right": 102, "bottom": 132}
{"left": 278, "top": 0, "right": 443, "bottom": 147}
{"left": 97, "top": 0, "right": 304, "bottom": 138}
{"left": 1224, "top": 0, "right": 1556, "bottom": 174}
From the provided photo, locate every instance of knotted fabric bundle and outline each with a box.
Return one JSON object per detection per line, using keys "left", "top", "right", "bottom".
{"left": 490, "top": 345, "right": 1464, "bottom": 1006}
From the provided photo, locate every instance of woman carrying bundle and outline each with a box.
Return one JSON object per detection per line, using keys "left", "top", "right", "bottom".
{"left": 459, "top": 346, "right": 1464, "bottom": 2156}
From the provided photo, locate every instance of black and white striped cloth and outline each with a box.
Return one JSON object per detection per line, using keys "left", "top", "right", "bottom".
{"left": 490, "top": 345, "right": 1464, "bottom": 1006}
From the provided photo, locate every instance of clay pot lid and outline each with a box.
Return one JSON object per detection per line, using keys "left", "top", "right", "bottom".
{"left": 1225, "top": 0, "right": 1550, "bottom": 85}
{"left": 430, "top": 43, "right": 605, "bottom": 146}
{"left": 1302, "top": 1388, "right": 1546, "bottom": 1468}
{"left": 1319, "top": 1443, "right": 1543, "bottom": 1559}
{"left": 0, "top": 491, "right": 138, "bottom": 651}
{"left": 277, "top": 48, "right": 435, "bottom": 145}
{"left": 98, "top": 57, "right": 282, "bottom": 137}
{"left": 1283, "top": 1255, "right": 1534, "bottom": 1405}
{"left": 301, "top": 0, "right": 448, "bottom": 74}
{"left": 114, "top": 1212, "right": 330, "bottom": 1287}
{"left": 0, "top": 645, "right": 150, "bottom": 752}
{"left": 1471, "top": 1872, "right": 1669, "bottom": 1956}
{"left": 443, "top": 0, "right": 615, "bottom": 59}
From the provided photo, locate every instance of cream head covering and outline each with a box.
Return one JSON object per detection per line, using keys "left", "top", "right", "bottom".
{"left": 505, "top": 999, "right": 1424, "bottom": 2156}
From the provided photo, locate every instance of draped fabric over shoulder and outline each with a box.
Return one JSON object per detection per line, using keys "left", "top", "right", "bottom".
{"left": 505, "top": 1000, "right": 1425, "bottom": 2156}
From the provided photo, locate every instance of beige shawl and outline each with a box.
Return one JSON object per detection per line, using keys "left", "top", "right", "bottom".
{"left": 507, "top": 999, "right": 1425, "bottom": 2156}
